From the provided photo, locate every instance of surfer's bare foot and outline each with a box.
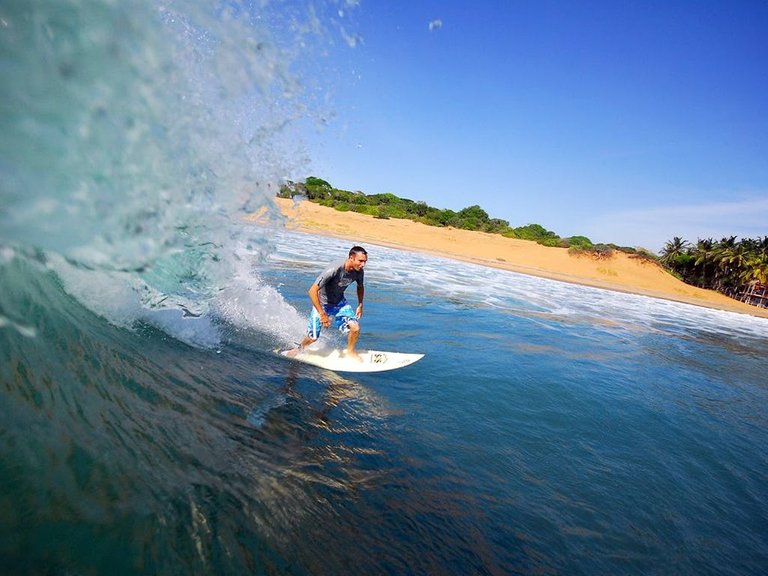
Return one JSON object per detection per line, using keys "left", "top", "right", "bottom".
{"left": 283, "top": 347, "right": 302, "bottom": 358}
{"left": 345, "top": 350, "right": 363, "bottom": 362}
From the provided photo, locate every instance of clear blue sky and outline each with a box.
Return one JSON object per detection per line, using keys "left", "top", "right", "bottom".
{"left": 298, "top": 0, "right": 768, "bottom": 251}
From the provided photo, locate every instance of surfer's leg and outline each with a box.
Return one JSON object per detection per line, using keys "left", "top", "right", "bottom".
{"left": 307, "top": 308, "right": 323, "bottom": 340}
{"left": 284, "top": 335, "right": 316, "bottom": 357}
{"left": 299, "top": 334, "right": 317, "bottom": 348}
{"left": 338, "top": 316, "right": 361, "bottom": 359}
{"left": 285, "top": 310, "right": 321, "bottom": 356}
{"left": 333, "top": 303, "right": 362, "bottom": 360}
{"left": 345, "top": 320, "right": 361, "bottom": 359}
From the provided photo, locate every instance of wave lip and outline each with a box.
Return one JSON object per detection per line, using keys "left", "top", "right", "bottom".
{"left": 0, "top": 1, "right": 342, "bottom": 348}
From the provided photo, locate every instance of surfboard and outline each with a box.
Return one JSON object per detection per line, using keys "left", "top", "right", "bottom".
{"left": 275, "top": 348, "right": 424, "bottom": 373}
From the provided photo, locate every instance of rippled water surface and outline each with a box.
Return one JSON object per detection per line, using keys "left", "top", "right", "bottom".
{"left": 2, "top": 2, "right": 767, "bottom": 573}
{"left": 2, "top": 231, "right": 768, "bottom": 575}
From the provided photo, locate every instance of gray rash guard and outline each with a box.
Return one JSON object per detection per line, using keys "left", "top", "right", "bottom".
{"left": 314, "top": 261, "right": 364, "bottom": 307}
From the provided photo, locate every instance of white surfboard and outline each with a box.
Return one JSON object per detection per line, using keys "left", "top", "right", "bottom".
{"left": 275, "top": 348, "right": 424, "bottom": 373}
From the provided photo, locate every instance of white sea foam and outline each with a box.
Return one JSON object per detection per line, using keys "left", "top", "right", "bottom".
{"left": 272, "top": 231, "right": 768, "bottom": 342}
{"left": 212, "top": 249, "right": 307, "bottom": 347}
{"left": 47, "top": 236, "right": 310, "bottom": 349}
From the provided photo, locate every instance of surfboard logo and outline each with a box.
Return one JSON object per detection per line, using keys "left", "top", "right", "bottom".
{"left": 372, "top": 353, "right": 387, "bottom": 364}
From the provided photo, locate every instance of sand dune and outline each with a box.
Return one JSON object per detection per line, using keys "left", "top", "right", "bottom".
{"left": 271, "top": 197, "right": 768, "bottom": 319}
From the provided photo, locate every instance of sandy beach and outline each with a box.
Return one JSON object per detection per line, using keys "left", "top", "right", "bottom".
{"left": 271, "top": 197, "right": 768, "bottom": 319}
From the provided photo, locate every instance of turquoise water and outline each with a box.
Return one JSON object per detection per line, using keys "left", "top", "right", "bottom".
{"left": 2, "top": 233, "right": 768, "bottom": 575}
{"left": 2, "top": 2, "right": 768, "bottom": 574}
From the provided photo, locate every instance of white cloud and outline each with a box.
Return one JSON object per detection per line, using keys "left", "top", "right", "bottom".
{"left": 587, "top": 196, "right": 768, "bottom": 252}
{"left": 428, "top": 19, "right": 443, "bottom": 32}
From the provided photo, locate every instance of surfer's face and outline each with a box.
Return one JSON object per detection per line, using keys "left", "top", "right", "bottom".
{"left": 348, "top": 253, "right": 367, "bottom": 272}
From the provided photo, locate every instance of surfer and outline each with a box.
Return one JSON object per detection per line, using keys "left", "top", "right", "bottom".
{"left": 286, "top": 246, "right": 368, "bottom": 360}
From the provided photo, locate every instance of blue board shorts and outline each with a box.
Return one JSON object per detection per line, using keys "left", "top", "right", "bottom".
{"left": 308, "top": 298, "right": 358, "bottom": 339}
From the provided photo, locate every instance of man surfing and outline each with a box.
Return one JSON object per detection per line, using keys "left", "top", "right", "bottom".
{"left": 285, "top": 246, "right": 368, "bottom": 360}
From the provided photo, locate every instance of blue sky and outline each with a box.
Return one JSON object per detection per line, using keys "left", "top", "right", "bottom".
{"left": 298, "top": 1, "right": 768, "bottom": 251}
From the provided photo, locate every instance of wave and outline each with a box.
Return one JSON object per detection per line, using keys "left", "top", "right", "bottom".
{"left": 0, "top": 0, "right": 351, "bottom": 347}
{"left": 0, "top": 243, "right": 403, "bottom": 575}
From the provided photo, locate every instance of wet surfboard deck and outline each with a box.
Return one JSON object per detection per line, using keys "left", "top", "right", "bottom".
{"left": 275, "top": 348, "right": 424, "bottom": 373}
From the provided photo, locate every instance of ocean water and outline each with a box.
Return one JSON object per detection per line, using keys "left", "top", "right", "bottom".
{"left": 3, "top": 231, "right": 768, "bottom": 575}
{"left": 3, "top": 2, "right": 768, "bottom": 575}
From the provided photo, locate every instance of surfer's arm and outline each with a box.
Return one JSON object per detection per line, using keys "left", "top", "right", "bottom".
{"left": 356, "top": 283, "right": 364, "bottom": 319}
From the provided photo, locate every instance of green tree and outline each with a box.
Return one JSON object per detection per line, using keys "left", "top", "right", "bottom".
{"left": 660, "top": 237, "right": 689, "bottom": 266}
{"left": 514, "top": 223, "right": 557, "bottom": 242}
{"left": 565, "top": 236, "right": 593, "bottom": 249}
{"left": 458, "top": 205, "right": 490, "bottom": 221}
{"left": 693, "top": 238, "right": 715, "bottom": 288}
{"left": 659, "top": 235, "right": 768, "bottom": 305}
{"left": 305, "top": 176, "right": 332, "bottom": 189}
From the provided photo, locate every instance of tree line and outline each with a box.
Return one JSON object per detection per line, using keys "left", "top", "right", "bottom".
{"left": 278, "top": 177, "right": 767, "bottom": 307}
{"left": 660, "top": 236, "right": 768, "bottom": 297}
{"left": 278, "top": 177, "right": 651, "bottom": 258}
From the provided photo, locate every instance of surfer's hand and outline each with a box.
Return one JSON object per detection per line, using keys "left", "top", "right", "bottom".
{"left": 320, "top": 313, "right": 331, "bottom": 327}
{"left": 356, "top": 303, "right": 364, "bottom": 319}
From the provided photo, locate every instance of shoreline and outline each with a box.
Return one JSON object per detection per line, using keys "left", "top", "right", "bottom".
{"left": 271, "top": 198, "right": 768, "bottom": 319}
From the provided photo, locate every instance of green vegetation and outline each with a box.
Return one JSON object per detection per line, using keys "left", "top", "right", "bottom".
{"left": 278, "top": 178, "right": 767, "bottom": 308}
{"left": 278, "top": 177, "right": 643, "bottom": 256}
{"left": 659, "top": 236, "right": 768, "bottom": 301}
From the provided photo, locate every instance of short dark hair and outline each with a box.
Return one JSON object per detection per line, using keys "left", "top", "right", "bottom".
{"left": 349, "top": 246, "right": 367, "bottom": 257}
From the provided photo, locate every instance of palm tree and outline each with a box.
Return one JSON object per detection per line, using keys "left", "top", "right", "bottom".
{"left": 659, "top": 234, "right": 768, "bottom": 307}
{"left": 759, "top": 236, "right": 768, "bottom": 258}
{"left": 742, "top": 252, "right": 768, "bottom": 285}
{"left": 693, "top": 238, "right": 715, "bottom": 288}
{"left": 660, "top": 237, "right": 689, "bottom": 266}
{"left": 713, "top": 236, "right": 739, "bottom": 290}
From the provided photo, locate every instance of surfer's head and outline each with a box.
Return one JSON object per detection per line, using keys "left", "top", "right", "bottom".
{"left": 347, "top": 246, "right": 368, "bottom": 271}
